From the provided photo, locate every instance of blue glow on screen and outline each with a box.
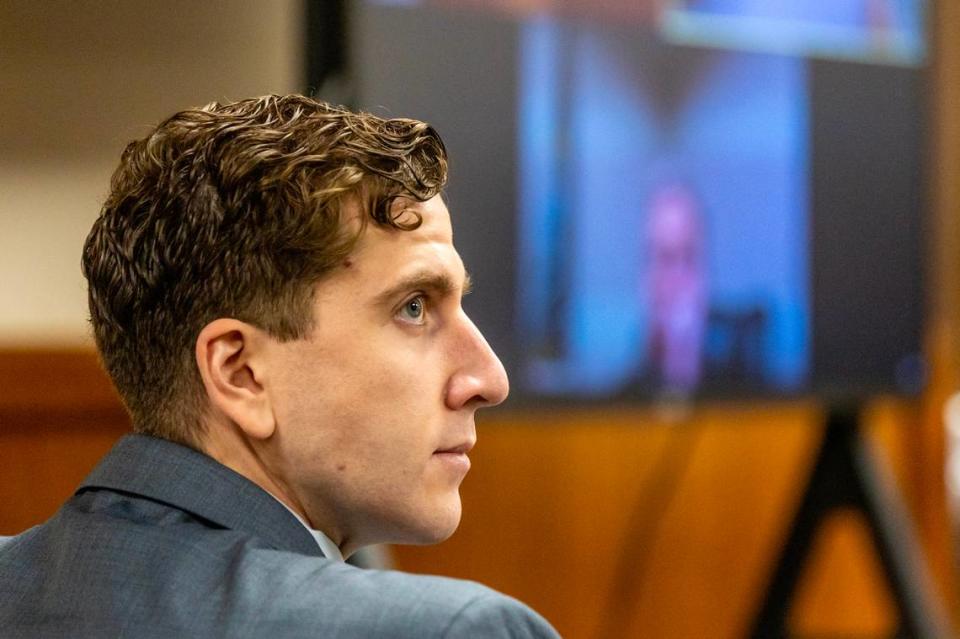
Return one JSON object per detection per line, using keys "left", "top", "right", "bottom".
{"left": 518, "top": 18, "right": 811, "bottom": 398}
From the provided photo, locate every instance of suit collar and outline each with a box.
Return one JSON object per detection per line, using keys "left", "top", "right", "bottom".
{"left": 78, "top": 434, "right": 324, "bottom": 558}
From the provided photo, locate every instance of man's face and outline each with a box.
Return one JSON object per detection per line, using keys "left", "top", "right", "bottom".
{"left": 262, "top": 194, "right": 508, "bottom": 553}
{"left": 647, "top": 187, "right": 706, "bottom": 320}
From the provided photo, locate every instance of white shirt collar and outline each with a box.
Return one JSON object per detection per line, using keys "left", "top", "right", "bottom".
{"left": 266, "top": 492, "right": 344, "bottom": 562}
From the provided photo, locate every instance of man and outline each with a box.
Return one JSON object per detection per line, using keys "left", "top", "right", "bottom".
{"left": 643, "top": 181, "right": 709, "bottom": 393}
{"left": 0, "top": 95, "right": 559, "bottom": 638}
{"left": 623, "top": 179, "right": 769, "bottom": 399}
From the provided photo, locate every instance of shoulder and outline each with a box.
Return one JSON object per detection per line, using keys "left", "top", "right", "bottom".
{"left": 0, "top": 491, "right": 560, "bottom": 638}
{"left": 439, "top": 585, "right": 561, "bottom": 638}
{"left": 2, "top": 523, "right": 560, "bottom": 638}
{"left": 234, "top": 548, "right": 560, "bottom": 638}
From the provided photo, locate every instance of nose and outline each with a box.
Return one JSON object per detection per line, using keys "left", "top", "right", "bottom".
{"left": 445, "top": 312, "right": 510, "bottom": 411}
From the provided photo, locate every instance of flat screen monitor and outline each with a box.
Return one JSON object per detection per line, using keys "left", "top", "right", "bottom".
{"left": 329, "top": 0, "right": 928, "bottom": 405}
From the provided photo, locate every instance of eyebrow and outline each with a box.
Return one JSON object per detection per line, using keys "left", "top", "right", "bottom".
{"left": 372, "top": 268, "right": 473, "bottom": 307}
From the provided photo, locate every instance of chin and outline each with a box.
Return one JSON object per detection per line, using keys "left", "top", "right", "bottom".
{"left": 406, "top": 498, "right": 462, "bottom": 546}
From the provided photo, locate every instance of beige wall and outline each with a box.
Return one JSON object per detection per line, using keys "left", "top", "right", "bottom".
{"left": 0, "top": 0, "right": 304, "bottom": 346}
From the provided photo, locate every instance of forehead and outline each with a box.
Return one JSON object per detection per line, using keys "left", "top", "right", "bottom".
{"left": 329, "top": 194, "right": 460, "bottom": 287}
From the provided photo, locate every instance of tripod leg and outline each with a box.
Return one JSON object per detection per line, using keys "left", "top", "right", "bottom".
{"left": 748, "top": 414, "right": 850, "bottom": 638}
{"left": 750, "top": 404, "right": 954, "bottom": 639}
{"left": 849, "top": 424, "right": 952, "bottom": 639}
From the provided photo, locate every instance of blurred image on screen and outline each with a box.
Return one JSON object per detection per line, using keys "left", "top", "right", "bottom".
{"left": 517, "top": 19, "right": 809, "bottom": 399}
{"left": 350, "top": 0, "right": 927, "bottom": 404}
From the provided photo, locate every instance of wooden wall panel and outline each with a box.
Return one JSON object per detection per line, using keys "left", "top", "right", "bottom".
{"left": 0, "top": 349, "right": 129, "bottom": 534}
{"left": 789, "top": 508, "right": 899, "bottom": 636}
{"left": 922, "top": 0, "right": 960, "bottom": 627}
{"left": 0, "top": 428, "right": 127, "bottom": 533}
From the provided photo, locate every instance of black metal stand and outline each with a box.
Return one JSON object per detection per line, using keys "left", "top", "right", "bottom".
{"left": 749, "top": 403, "right": 952, "bottom": 639}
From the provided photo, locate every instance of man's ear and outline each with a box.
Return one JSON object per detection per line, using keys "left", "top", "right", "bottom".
{"left": 195, "top": 318, "right": 276, "bottom": 441}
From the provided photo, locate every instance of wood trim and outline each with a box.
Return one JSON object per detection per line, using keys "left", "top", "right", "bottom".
{"left": 0, "top": 348, "right": 126, "bottom": 416}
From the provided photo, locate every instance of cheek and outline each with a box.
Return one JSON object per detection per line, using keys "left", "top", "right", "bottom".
{"left": 285, "top": 373, "right": 424, "bottom": 474}
{"left": 272, "top": 334, "right": 445, "bottom": 477}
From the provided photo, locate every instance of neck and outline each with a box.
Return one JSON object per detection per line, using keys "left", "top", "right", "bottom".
{"left": 200, "top": 418, "right": 315, "bottom": 531}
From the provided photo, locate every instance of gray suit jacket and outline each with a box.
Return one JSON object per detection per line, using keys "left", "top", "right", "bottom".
{"left": 0, "top": 434, "right": 559, "bottom": 638}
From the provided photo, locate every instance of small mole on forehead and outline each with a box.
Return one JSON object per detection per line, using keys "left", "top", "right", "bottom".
{"left": 342, "top": 258, "right": 353, "bottom": 268}
{"left": 337, "top": 463, "right": 347, "bottom": 472}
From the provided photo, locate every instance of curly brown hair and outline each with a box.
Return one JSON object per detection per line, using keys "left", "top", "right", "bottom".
{"left": 82, "top": 94, "right": 448, "bottom": 447}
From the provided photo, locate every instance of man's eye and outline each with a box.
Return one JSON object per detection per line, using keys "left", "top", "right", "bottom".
{"left": 398, "top": 295, "right": 426, "bottom": 324}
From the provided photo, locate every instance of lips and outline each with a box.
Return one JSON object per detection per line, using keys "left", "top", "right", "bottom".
{"left": 433, "top": 436, "right": 475, "bottom": 476}
{"left": 434, "top": 440, "right": 474, "bottom": 455}
{"left": 433, "top": 442, "right": 473, "bottom": 475}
